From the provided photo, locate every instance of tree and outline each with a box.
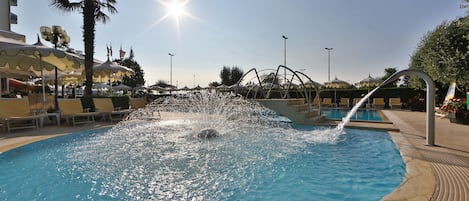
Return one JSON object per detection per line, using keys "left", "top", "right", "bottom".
{"left": 153, "top": 80, "right": 172, "bottom": 88}
{"left": 381, "top": 67, "right": 397, "bottom": 87}
{"left": 50, "top": 0, "right": 117, "bottom": 97}
{"left": 409, "top": 16, "right": 469, "bottom": 91}
{"left": 118, "top": 58, "right": 145, "bottom": 88}
{"left": 219, "top": 66, "right": 244, "bottom": 86}
{"left": 208, "top": 81, "right": 221, "bottom": 88}
{"left": 230, "top": 66, "right": 244, "bottom": 85}
{"left": 261, "top": 72, "right": 280, "bottom": 85}
{"left": 220, "top": 66, "right": 231, "bottom": 85}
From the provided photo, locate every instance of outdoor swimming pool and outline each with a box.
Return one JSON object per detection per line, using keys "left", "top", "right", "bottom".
{"left": 322, "top": 108, "right": 383, "bottom": 121}
{"left": 0, "top": 93, "right": 404, "bottom": 200}
{"left": 0, "top": 125, "right": 404, "bottom": 200}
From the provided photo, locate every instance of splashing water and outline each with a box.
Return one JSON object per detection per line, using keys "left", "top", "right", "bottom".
{"left": 64, "top": 92, "right": 345, "bottom": 200}
{"left": 337, "top": 87, "right": 381, "bottom": 131}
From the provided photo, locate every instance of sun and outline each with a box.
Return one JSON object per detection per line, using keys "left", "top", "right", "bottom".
{"left": 148, "top": 0, "right": 203, "bottom": 37}
{"left": 167, "top": 1, "right": 186, "bottom": 19}
{"left": 155, "top": 0, "right": 192, "bottom": 24}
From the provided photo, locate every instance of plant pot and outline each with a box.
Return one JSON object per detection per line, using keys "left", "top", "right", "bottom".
{"left": 450, "top": 111, "right": 469, "bottom": 124}
{"left": 448, "top": 112, "right": 459, "bottom": 123}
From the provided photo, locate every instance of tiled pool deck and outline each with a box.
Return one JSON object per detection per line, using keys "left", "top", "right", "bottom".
{"left": 0, "top": 111, "right": 468, "bottom": 200}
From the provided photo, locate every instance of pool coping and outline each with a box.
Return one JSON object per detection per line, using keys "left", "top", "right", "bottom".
{"left": 0, "top": 123, "right": 114, "bottom": 153}
{"left": 381, "top": 130, "right": 436, "bottom": 200}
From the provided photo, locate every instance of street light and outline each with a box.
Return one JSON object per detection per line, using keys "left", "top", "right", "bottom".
{"left": 325, "top": 47, "right": 333, "bottom": 82}
{"left": 40, "top": 25, "right": 70, "bottom": 111}
{"left": 168, "top": 53, "right": 175, "bottom": 86}
{"left": 282, "top": 35, "right": 288, "bottom": 83}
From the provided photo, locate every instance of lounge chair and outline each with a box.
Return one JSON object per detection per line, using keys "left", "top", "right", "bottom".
{"left": 322, "top": 98, "right": 334, "bottom": 107}
{"left": 28, "top": 94, "right": 54, "bottom": 113}
{"left": 58, "top": 99, "right": 99, "bottom": 126}
{"left": 373, "top": 98, "right": 385, "bottom": 109}
{"left": 311, "top": 97, "right": 320, "bottom": 107}
{"left": 130, "top": 98, "right": 148, "bottom": 109}
{"left": 351, "top": 98, "right": 372, "bottom": 108}
{"left": 0, "top": 99, "right": 41, "bottom": 132}
{"left": 93, "top": 98, "right": 132, "bottom": 122}
{"left": 389, "top": 98, "right": 402, "bottom": 109}
{"left": 339, "top": 98, "right": 350, "bottom": 108}
{"left": 352, "top": 98, "right": 362, "bottom": 107}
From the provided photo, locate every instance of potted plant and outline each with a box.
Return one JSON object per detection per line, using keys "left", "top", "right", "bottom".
{"left": 444, "top": 98, "right": 468, "bottom": 124}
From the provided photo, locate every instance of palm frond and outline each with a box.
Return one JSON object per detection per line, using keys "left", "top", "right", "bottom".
{"left": 49, "top": 0, "right": 82, "bottom": 12}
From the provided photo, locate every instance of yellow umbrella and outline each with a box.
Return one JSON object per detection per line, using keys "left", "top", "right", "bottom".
{"left": 0, "top": 37, "right": 83, "bottom": 112}
{"left": 92, "top": 58, "right": 134, "bottom": 82}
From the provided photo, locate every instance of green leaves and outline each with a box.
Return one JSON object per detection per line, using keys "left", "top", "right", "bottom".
{"left": 410, "top": 16, "right": 469, "bottom": 90}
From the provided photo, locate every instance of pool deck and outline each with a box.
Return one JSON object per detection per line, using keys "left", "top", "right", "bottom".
{"left": 381, "top": 110, "right": 469, "bottom": 201}
{"left": 0, "top": 110, "right": 468, "bottom": 200}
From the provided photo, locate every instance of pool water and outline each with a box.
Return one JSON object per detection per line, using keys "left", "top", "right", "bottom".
{"left": 0, "top": 124, "right": 404, "bottom": 200}
{"left": 322, "top": 108, "right": 382, "bottom": 121}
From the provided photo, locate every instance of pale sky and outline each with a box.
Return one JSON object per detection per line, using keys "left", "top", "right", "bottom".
{"left": 10, "top": 0, "right": 467, "bottom": 88}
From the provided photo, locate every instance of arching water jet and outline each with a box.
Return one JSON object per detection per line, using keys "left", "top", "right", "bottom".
{"left": 337, "top": 68, "right": 435, "bottom": 146}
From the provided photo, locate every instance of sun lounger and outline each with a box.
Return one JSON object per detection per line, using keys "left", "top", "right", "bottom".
{"left": 373, "top": 98, "right": 385, "bottom": 109}
{"left": 58, "top": 99, "right": 99, "bottom": 126}
{"left": 339, "top": 98, "right": 350, "bottom": 108}
{"left": 322, "top": 98, "right": 334, "bottom": 107}
{"left": 310, "top": 97, "right": 320, "bottom": 107}
{"left": 352, "top": 98, "right": 362, "bottom": 108}
{"left": 93, "top": 98, "right": 132, "bottom": 122}
{"left": 389, "top": 98, "right": 402, "bottom": 109}
{"left": 28, "top": 94, "right": 54, "bottom": 112}
{"left": 0, "top": 99, "right": 41, "bottom": 132}
{"left": 129, "top": 98, "right": 148, "bottom": 109}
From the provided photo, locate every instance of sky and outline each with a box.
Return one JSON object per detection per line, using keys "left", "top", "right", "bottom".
{"left": 10, "top": 0, "right": 467, "bottom": 88}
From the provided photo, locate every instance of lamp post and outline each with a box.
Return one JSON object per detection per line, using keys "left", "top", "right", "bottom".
{"left": 168, "top": 53, "right": 175, "bottom": 86}
{"left": 40, "top": 25, "right": 70, "bottom": 111}
{"left": 282, "top": 35, "right": 288, "bottom": 84}
{"left": 325, "top": 47, "right": 333, "bottom": 82}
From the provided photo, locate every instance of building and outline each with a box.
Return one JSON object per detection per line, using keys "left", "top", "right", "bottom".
{"left": 0, "top": 0, "right": 26, "bottom": 45}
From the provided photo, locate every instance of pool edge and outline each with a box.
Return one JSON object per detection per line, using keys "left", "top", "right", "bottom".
{"left": 0, "top": 124, "right": 114, "bottom": 153}
{"left": 381, "top": 130, "right": 436, "bottom": 201}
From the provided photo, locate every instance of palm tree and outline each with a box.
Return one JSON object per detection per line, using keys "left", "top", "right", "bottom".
{"left": 50, "top": 0, "right": 117, "bottom": 97}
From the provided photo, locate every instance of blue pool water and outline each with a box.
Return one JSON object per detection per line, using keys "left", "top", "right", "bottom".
{"left": 322, "top": 108, "right": 382, "bottom": 121}
{"left": 0, "top": 124, "right": 404, "bottom": 200}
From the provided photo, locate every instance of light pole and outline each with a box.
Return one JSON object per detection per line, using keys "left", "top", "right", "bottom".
{"left": 282, "top": 35, "right": 288, "bottom": 83}
{"left": 325, "top": 47, "right": 333, "bottom": 82}
{"left": 40, "top": 25, "right": 70, "bottom": 111}
{"left": 168, "top": 53, "right": 175, "bottom": 86}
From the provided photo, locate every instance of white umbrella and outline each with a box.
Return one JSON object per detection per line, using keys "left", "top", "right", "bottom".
{"left": 0, "top": 36, "right": 83, "bottom": 112}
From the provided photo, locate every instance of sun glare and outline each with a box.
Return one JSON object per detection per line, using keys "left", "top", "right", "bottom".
{"left": 156, "top": 0, "right": 191, "bottom": 23}
{"left": 168, "top": 1, "right": 185, "bottom": 18}
{"left": 147, "top": 0, "right": 204, "bottom": 37}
